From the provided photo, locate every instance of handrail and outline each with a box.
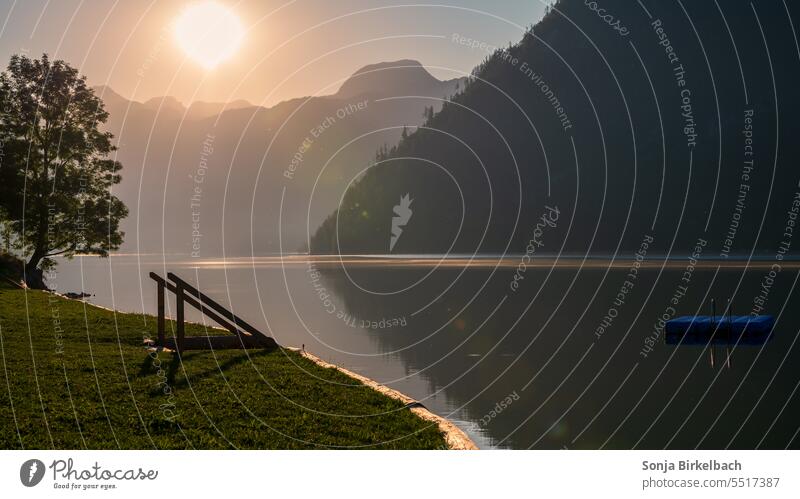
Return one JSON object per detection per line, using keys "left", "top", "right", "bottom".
{"left": 148, "top": 273, "right": 248, "bottom": 337}
{"left": 166, "top": 272, "right": 265, "bottom": 339}
{"left": 148, "top": 271, "right": 268, "bottom": 353}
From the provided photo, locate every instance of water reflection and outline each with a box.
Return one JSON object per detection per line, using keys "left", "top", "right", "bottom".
{"left": 54, "top": 255, "right": 800, "bottom": 449}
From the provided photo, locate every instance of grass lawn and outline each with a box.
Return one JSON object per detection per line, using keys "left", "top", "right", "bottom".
{"left": 0, "top": 286, "right": 447, "bottom": 449}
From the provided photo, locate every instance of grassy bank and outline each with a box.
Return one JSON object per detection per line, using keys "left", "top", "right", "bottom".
{"left": 0, "top": 286, "right": 447, "bottom": 449}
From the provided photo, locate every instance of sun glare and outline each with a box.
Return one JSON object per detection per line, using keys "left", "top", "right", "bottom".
{"left": 174, "top": 2, "right": 244, "bottom": 70}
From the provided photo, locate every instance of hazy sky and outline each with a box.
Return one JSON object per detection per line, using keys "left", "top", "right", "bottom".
{"left": 0, "top": 0, "right": 546, "bottom": 106}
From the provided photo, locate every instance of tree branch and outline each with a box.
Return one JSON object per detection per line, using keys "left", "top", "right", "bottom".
{"left": 44, "top": 243, "right": 77, "bottom": 257}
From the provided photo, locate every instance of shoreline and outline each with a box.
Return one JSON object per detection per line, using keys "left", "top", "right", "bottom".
{"left": 293, "top": 348, "right": 478, "bottom": 450}
{"left": 54, "top": 289, "right": 476, "bottom": 449}
{"left": 49, "top": 285, "right": 478, "bottom": 448}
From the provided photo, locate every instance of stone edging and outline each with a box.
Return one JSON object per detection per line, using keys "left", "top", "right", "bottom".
{"left": 295, "top": 349, "right": 478, "bottom": 450}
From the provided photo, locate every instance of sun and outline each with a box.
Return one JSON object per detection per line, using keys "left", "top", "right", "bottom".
{"left": 173, "top": 2, "right": 244, "bottom": 70}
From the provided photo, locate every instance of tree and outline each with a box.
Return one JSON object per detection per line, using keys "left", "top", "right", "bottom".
{"left": 0, "top": 54, "right": 127, "bottom": 288}
{"left": 422, "top": 105, "right": 435, "bottom": 122}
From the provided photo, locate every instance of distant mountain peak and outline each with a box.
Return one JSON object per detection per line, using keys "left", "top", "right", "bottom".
{"left": 93, "top": 86, "right": 257, "bottom": 120}
{"left": 335, "top": 59, "right": 456, "bottom": 99}
{"left": 143, "top": 96, "right": 185, "bottom": 113}
{"left": 93, "top": 85, "right": 124, "bottom": 100}
{"left": 351, "top": 59, "right": 425, "bottom": 75}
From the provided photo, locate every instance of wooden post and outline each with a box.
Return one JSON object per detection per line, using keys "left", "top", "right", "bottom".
{"left": 176, "top": 282, "right": 185, "bottom": 354}
{"left": 726, "top": 300, "right": 732, "bottom": 369}
{"left": 709, "top": 299, "right": 716, "bottom": 368}
{"left": 157, "top": 281, "right": 165, "bottom": 347}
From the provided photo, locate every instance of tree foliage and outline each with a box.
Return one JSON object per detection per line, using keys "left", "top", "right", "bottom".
{"left": 0, "top": 54, "right": 127, "bottom": 286}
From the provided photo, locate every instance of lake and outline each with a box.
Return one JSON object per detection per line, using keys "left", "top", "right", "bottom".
{"left": 52, "top": 253, "right": 800, "bottom": 449}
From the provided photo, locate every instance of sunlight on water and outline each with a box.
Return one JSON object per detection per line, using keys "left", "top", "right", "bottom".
{"left": 134, "top": 254, "right": 800, "bottom": 270}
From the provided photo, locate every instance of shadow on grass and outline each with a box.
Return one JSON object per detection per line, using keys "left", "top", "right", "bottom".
{"left": 140, "top": 348, "right": 273, "bottom": 394}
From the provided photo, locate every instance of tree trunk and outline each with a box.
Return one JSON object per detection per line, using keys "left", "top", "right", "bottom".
{"left": 25, "top": 197, "right": 49, "bottom": 289}
{"left": 24, "top": 251, "right": 46, "bottom": 289}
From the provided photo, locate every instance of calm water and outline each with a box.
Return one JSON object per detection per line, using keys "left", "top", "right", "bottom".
{"left": 53, "top": 254, "right": 800, "bottom": 449}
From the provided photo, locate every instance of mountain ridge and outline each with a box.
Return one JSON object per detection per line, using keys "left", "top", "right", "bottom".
{"left": 94, "top": 59, "right": 466, "bottom": 120}
{"left": 311, "top": 0, "right": 800, "bottom": 256}
{"left": 92, "top": 59, "right": 466, "bottom": 256}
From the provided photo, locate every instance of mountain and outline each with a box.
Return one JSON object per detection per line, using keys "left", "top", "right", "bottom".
{"left": 93, "top": 61, "right": 466, "bottom": 256}
{"left": 185, "top": 99, "right": 252, "bottom": 120}
{"left": 138, "top": 95, "right": 253, "bottom": 120}
{"left": 311, "top": 0, "right": 800, "bottom": 258}
{"left": 335, "top": 59, "right": 464, "bottom": 100}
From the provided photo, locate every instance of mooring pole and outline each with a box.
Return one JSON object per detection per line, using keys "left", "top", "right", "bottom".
{"left": 710, "top": 299, "right": 716, "bottom": 368}
{"left": 726, "top": 299, "right": 732, "bottom": 369}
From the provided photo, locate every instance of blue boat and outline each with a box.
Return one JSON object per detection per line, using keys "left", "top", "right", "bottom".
{"left": 665, "top": 315, "right": 774, "bottom": 346}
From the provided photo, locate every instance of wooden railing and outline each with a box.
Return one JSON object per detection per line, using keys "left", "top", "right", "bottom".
{"left": 149, "top": 272, "right": 276, "bottom": 353}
